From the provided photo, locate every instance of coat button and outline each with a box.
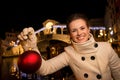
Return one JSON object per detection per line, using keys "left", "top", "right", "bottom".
{"left": 91, "top": 56, "right": 95, "bottom": 60}
{"left": 96, "top": 74, "right": 102, "bottom": 79}
{"left": 84, "top": 73, "right": 88, "bottom": 78}
{"left": 81, "top": 56, "right": 85, "bottom": 61}
{"left": 94, "top": 43, "right": 98, "bottom": 48}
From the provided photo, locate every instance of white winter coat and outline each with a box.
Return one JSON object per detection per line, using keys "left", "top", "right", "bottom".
{"left": 36, "top": 34, "right": 120, "bottom": 80}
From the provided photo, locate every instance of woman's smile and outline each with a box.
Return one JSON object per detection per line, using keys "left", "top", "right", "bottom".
{"left": 69, "top": 19, "right": 90, "bottom": 43}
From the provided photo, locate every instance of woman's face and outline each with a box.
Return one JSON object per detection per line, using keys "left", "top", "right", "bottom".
{"left": 69, "top": 19, "right": 90, "bottom": 43}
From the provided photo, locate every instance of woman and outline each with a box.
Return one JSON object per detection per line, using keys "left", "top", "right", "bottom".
{"left": 18, "top": 13, "right": 120, "bottom": 80}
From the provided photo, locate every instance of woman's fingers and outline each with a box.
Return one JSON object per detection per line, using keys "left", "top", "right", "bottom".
{"left": 18, "top": 27, "right": 35, "bottom": 41}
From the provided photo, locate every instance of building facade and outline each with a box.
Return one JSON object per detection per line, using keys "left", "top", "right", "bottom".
{"left": 104, "top": 0, "right": 120, "bottom": 54}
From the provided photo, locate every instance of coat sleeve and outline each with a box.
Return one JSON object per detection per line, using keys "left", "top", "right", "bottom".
{"left": 108, "top": 43, "right": 120, "bottom": 80}
{"left": 36, "top": 52, "right": 70, "bottom": 76}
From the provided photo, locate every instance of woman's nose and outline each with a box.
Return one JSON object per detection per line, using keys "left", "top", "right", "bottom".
{"left": 77, "top": 30, "right": 82, "bottom": 35}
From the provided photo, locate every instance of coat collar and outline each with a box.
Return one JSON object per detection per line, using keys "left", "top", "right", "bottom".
{"left": 71, "top": 33, "right": 98, "bottom": 54}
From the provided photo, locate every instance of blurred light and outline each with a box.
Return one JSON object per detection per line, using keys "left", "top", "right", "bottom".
{"left": 45, "top": 22, "right": 53, "bottom": 29}
{"left": 109, "top": 38, "right": 113, "bottom": 43}
{"left": 109, "top": 27, "right": 112, "bottom": 30}
{"left": 53, "top": 25, "right": 66, "bottom": 28}
{"left": 90, "top": 26, "right": 106, "bottom": 30}
{"left": 110, "top": 30, "right": 113, "bottom": 35}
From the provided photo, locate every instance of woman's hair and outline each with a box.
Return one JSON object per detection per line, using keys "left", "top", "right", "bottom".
{"left": 66, "top": 13, "right": 90, "bottom": 33}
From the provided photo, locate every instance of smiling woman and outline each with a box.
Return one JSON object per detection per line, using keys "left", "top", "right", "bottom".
{"left": 17, "top": 13, "right": 120, "bottom": 80}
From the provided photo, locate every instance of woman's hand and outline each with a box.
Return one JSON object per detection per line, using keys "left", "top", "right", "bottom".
{"left": 17, "top": 27, "right": 38, "bottom": 51}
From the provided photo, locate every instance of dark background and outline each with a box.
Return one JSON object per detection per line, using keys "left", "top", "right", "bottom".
{"left": 0, "top": 0, "right": 107, "bottom": 39}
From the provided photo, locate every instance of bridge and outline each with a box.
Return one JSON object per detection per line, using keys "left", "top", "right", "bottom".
{"left": 36, "top": 25, "right": 71, "bottom": 43}
{"left": 35, "top": 25, "right": 71, "bottom": 52}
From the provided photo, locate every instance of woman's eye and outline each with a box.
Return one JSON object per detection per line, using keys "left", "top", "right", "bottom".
{"left": 71, "top": 29, "right": 77, "bottom": 32}
{"left": 80, "top": 27, "right": 85, "bottom": 30}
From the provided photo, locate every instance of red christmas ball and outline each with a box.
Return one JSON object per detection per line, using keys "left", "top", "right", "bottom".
{"left": 17, "top": 50, "right": 42, "bottom": 74}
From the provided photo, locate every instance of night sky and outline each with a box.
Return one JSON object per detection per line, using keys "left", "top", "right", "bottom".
{"left": 0, "top": 0, "right": 107, "bottom": 39}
